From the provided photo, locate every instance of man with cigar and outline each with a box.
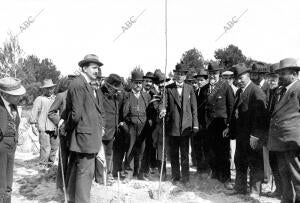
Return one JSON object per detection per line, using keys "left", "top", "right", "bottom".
{"left": 0, "top": 77, "right": 26, "bottom": 203}
{"left": 64, "top": 54, "right": 105, "bottom": 203}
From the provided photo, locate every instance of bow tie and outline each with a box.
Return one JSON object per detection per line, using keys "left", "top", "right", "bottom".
{"left": 176, "top": 84, "right": 183, "bottom": 88}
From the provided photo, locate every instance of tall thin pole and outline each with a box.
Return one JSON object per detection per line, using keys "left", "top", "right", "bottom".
{"left": 158, "top": 0, "right": 168, "bottom": 199}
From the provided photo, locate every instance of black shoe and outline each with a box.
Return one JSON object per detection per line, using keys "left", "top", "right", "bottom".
{"left": 112, "top": 172, "right": 126, "bottom": 179}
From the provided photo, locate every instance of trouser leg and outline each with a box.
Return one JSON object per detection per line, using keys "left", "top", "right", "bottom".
{"left": 169, "top": 136, "right": 180, "bottom": 180}
{"left": 180, "top": 136, "right": 190, "bottom": 182}
{"left": 249, "top": 149, "right": 264, "bottom": 194}
{"left": 49, "top": 131, "right": 59, "bottom": 164}
{"left": 39, "top": 131, "right": 51, "bottom": 164}
{"left": 269, "top": 151, "right": 282, "bottom": 194}
{"left": 234, "top": 139, "right": 248, "bottom": 193}
{"left": 277, "top": 152, "right": 294, "bottom": 203}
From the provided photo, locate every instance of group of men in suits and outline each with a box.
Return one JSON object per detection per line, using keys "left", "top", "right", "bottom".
{"left": 2, "top": 53, "right": 300, "bottom": 203}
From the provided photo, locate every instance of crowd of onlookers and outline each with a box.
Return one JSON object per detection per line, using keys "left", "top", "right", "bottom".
{"left": 1, "top": 54, "right": 300, "bottom": 203}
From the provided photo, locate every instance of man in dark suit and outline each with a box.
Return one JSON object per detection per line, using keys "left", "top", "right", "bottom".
{"left": 268, "top": 58, "right": 300, "bottom": 203}
{"left": 199, "top": 63, "right": 234, "bottom": 186}
{"left": 123, "top": 69, "right": 151, "bottom": 180}
{"left": 229, "top": 63, "right": 268, "bottom": 196}
{"left": 94, "top": 74, "right": 124, "bottom": 183}
{"left": 0, "top": 77, "right": 26, "bottom": 203}
{"left": 64, "top": 54, "right": 105, "bottom": 203}
{"left": 141, "top": 72, "right": 158, "bottom": 175}
{"left": 193, "top": 69, "right": 210, "bottom": 173}
{"left": 264, "top": 63, "right": 282, "bottom": 199}
{"left": 250, "top": 62, "right": 270, "bottom": 98}
{"left": 160, "top": 63, "right": 198, "bottom": 185}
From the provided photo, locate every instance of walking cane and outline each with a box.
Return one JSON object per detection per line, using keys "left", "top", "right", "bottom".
{"left": 57, "top": 123, "right": 68, "bottom": 203}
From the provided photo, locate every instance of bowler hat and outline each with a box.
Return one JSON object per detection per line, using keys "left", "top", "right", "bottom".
{"left": 232, "top": 63, "right": 250, "bottom": 77}
{"left": 131, "top": 69, "right": 144, "bottom": 81}
{"left": 268, "top": 63, "right": 280, "bottom": 77}
{"left": 251, "top": 62, "right": 269, "bottom": 73}
{"left": 193, "top": 69, "right": 208, "bottom": 78}
{"left": 40, "top": 79, "right": 56, "bottom": 89}
{"left": 0, "top": 77, "right": 26, "bottom": 96}
{"left": 173, "top": 63, "right": 188, "bottom": 73}
{"left": 275, "top": 58, "right": 300, "bottom": 72}
{"left": 153, "top": 69, "right": 170, "bottom": 84}
{"left": 207, "top": 62, "right": 223, "bottom": 72}
{"left": 78, "top": 54, "right": 103, "bottom": 68}
{"left": 143, "top": 72, "right": 155, "bottom": 80}
{"left": 105, "top": 74, "right": 123, "bottom": 90}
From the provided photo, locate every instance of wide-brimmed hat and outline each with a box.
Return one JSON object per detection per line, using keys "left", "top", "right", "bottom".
{"left": 40, "top": 79, "right": 56, "bottom": 89}
{"left": 78, "top": 54, "right": 103, "bottom": 68}
{"left": 232, "top": 63, "right": 251, "bottom": 77}
{"left": 0, "top": 77, "right": 26, "bottom": 96}
{"left": 207, "top": 62, "right": 223, "bottom": 72}
{"left": 153, "top": 69, "right": 170, "bottom": 84}
{"left": 193, "top": 69, "right": 208, "bottom": 78}
{"left": 143, "top": 72, "right": 155, "bottom": 80}
{"left": 275, "top": 58, "right": 300, "bottom": 72}
{"left": 105, "top": 74, "right": 123, "bottom": 90}
{"left": 131, "top": 69, "right": 144, "bottom": 81}
{"left": 173, "top": 63, "right": 188, "bottom": 73}
{"left": 250, "top": 62, "right": 269, "bottom": 73}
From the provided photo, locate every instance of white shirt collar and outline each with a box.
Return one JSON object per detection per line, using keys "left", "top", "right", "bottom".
{"left": 259, "top": 79, "right": 265, "bottom": 88}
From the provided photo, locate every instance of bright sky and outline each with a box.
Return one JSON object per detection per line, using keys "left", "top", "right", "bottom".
{"left": 0, "top": 0, "right": 300, "bottom": 78}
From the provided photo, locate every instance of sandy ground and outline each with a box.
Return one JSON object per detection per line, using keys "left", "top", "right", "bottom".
{"left": 11, "top": 118, "right": 281, "bottom": 203}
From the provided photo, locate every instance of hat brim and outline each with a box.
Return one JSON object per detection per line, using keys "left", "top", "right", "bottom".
{"left": 173, "top": 69, "right": 188, "bottom": 73}
{"left": 105, "top": 81, "right": 123, "bottom": 91}
{"left": 40, "top": 84, "right": 57, "bottom": 89}
{"left": 275, "top": 66, "right": 300, "bottom": 72}
{"left": 156, "top": 78, "right": 170, "bottom": 83}
{"left": 143, "top": 76, "right": 155, "bottom": 80}
{"left": 235, "top": 69, "right": 250, "bottom": 77}
{"left": 78, "top": 59, "right": 103, "bottom": 68}
{"left": 0, "top": 85, "right": 26, "bottom": 96}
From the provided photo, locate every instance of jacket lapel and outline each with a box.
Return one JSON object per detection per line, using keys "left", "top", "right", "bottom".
{"left": 272, "top": 81, "right": 299, "bottom": 116}
{"left": 237, "top": 82, "right": 253, "bottom": 107}
{"left": 182, "top": 83, "right": 189, "bottom": 111}
{"left": 79, "top": 75, "right": 102, "bottom": 113}
{"left": 169, "top": 83, "right": 181, "bottom": 108}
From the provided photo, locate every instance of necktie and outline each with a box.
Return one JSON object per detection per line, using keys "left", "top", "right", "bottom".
{"left": 278, "top": 87, "right": 287, "bottom": 102}
{"left": 9, "top": 104, "right": 18, "bottom": 121}
{"left": 177, "top": 84, "right": 183, "bottom": 88}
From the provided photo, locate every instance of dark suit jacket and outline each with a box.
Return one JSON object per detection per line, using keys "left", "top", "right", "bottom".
{"left": 199, "top": 80, "right": 234, "bottom": 128}
{"left": 64, "top": 75, "right": 105, "bottom": 153}
{"left": 268, "top": 80, "right": 300, "bottom": 151}
{"left": 100, "top": 86, "right": 123, "bottom": 141}
{"left": 230, "top": 82, "right": 268, "bottom": 141}
{"left": 0, "top": 97, "right": 20, "bottom": 140}
{"left": 48, "top": 91, "right": 67, "bottom": 125}
{"left": 165, "top": 83, "right": 198, "bottom": 136}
